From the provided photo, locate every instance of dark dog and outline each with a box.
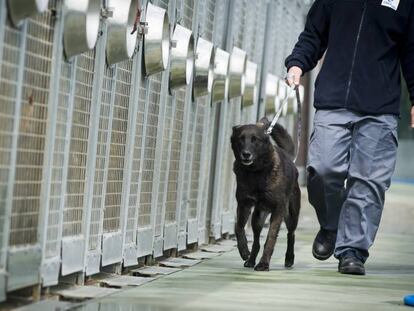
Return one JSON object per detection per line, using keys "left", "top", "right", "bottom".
{"left": 230, "top": 117, "right": 301, "bottom": 271}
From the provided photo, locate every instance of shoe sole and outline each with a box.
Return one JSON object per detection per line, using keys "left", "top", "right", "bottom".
{"left": 339, "top": 266, "right": 366, "bottom": 275}
{"left": 312, "top": 248, "right": 333, "bottom": 261}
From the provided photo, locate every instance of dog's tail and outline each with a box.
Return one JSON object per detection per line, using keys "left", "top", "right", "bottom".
{"left": 259, "top": 117, "right": 295, "bottom": 159}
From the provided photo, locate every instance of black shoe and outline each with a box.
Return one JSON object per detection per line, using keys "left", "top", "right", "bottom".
{"left": 338, "top": 251, "right": 366, "bottom": 275}
{"left": 312, "top": 228, "right": 337, "bottom": 261}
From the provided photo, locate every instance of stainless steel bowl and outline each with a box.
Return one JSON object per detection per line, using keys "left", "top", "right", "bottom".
{"left": 144, "top": 2, "right": 170, "bottom": 76}
{"left": 241, "top": 61, "right": 258, "bottom": 108}
{"left": 193, "top": 38, "right": 214, "bottom": 98}
{"left": 63, "top": 0, "right": 101, "bottom": 58}
{"left": 228, "top": 47, "right": 247, "bottom": 99}
{"left": 169, "top": 24, "right": 194, "bottom": 90}
{"left": 264, "top": 74, "right": 278, "bottom": 114}
{"left": 106, "top": 0, "right": 139, "bottom": 65}
{"left": 7, "top": 0, "right": 49, "bottom": 27}
{"left": 211, "top": 48, "right": 230, "bottom": 104}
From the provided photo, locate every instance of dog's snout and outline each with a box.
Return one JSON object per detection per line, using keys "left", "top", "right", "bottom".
{"left": 241, "top": 151, "right": 252, "bottom": 160}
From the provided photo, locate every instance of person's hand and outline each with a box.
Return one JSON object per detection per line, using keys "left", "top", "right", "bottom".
{"left": 286, "top": 66, "right": 303, "bottom": 88}
{"left": 411, "top": 106, "right": 414, "bottom": 128}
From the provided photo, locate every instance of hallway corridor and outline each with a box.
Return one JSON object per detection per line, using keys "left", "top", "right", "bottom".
{"left": 71, "top": 183, "right": 414, "bottom": 311}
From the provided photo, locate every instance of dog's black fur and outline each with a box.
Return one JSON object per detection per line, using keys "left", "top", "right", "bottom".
{"left": 231, "top": 117, "right": 301, "bottom": 271}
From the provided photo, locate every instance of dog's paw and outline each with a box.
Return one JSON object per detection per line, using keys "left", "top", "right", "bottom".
{"left": 238, "top": 247, "right": 250, "bottom": 261}
{"left": 244, "top": 260, "right": 255, "bottom": 268}
{"left": 254, "top": 262, "right": 269, "bottom": 272}
{"left": 284, "top": 254, "right": 294, "bottom": 269}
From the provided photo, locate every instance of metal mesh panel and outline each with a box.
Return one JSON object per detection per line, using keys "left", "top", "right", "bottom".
{"left": 188, "top": 101, "right": 205, "bottom": 220}
{"left": 180, "top": 100, "right": 196, "bottom": 230}
{"left": 103, "top": 60, "right": 132, "bottom": 233}
{"left": 203, "top": 0, "right": 215, "bottom": 41}
{"left": 154, "top": 0, "right": 169, "bottom": 9}
{"left": 9, "top": 13, "right": 54, "bottom": 246}
{"left": 45, "top": 54, "right": 75, "bottom": 258}
{"left": 138, "top": 73, "right": 162, "bottom": 228}
{"left": 202, "top": 103, "right": 219, "bottom": 226}
{"left": 63, "top": 50, "right": 96, "bottom": 237}
{"left": 88, "top": 65, "right": 115, "bottom": 250}
{"left": 165, "top": 89, "right": 185, "bottom": 224}
{"left": 125, "top": 71, "right": 146, "bottom": 244}
{"left": 181, "top": 0, "right": 194, "bottom": 29}
{"left": 213, "top": 0, "right": 227, "bottom": 46}
{"left": 0, "top": 21, "right": 23, "bottom": 250}
{"left": 233, "top": 0, "right": 246, "bottom": 48}
{"left": 154, "top": 96, "right": 173, "bottom": 236}
{"left": 221, "top": 100, "right": 239, "bottom": 214}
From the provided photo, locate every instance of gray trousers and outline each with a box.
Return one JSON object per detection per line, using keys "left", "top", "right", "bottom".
{"left": 307, "top": 109, "right": 398, "bottom": 262}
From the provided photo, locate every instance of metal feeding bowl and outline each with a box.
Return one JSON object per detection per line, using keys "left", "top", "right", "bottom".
{"left": 228, "top": 47, "right": 247, "bottom": 99}
{"left": 63, "top": 0, "right": 101, "bottom": 58}
{"left": 241, "top": 61, "right": 258, "bottom": 108}
{"left": 7, "top": 0, "right": 49, "bottom": 27}
{"left": 264, "top": 74, "right": 278, "bottom": 114}
{"left": 211, "top": 48, "right": 230, "bottom": 104}
{"left": 193, "top": 38, "right": 214, "bottom": 98}
{"left": 144, "top": 2, "right": 170, "bottom": 76}
{"left": 106, "top": 0, "right": 139, "bottom": 65}
{"left": 169, "top": 24, "right": 194, "bottom": 91}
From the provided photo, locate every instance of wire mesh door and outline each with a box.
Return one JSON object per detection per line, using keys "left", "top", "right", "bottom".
{"left": 84, "top": 64, "right": 115, "bottom": 273}
{"left": 194, "top": 0, "right": 217, "bottom": 244}
{"left": 37, "top": 1, "right": 78, "bottom": 286}
{"left": 0, "top": 7, "right": 58, "bottom": 292}
{"left": 137, "top": 73, "right": 163, "bottom": 256}
{"left": 101, "top": 60, "right": 133, "bottom": 265}
{"left": 61, "top": 48, "right": 97, "bottom": 276}
{"left": 163, "top": 89, "right": 186, "bottom": 250}
{"left": 173, "top": 0, "right": 196, "bottom": 250}
{"left": 125, "top": 60, "right": 147, "bottom": 258}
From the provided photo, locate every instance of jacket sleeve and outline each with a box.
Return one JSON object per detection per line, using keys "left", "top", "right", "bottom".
{"left": 285, "top": 0, "right": 331, "bottom": 74}
{"left": 401, "top": 4, "right": 414, "bottom": 105}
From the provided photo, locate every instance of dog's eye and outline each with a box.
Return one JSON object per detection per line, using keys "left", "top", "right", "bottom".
{"left": 240, "top": 135, "right": 245, "bottom": 141}
{"left": 251, "top": 136, "right": 257, "bottom": 142}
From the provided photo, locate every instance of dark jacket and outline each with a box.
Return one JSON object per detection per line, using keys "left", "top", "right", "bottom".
{"left": 285, "top": 0, "right": 414, "bottom": 116}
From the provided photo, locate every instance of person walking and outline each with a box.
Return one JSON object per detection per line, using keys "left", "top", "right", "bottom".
{"left": 285, "top": 0, "right": 414, "bottom": 275}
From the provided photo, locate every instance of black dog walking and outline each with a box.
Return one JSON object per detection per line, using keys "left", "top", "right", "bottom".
{"left": 231, "top": 118, "right": 301, "bottom": 271}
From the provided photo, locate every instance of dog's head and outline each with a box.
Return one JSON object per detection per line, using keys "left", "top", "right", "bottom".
{"left": 231, "top": 117, "right": 272, "bottom": 168}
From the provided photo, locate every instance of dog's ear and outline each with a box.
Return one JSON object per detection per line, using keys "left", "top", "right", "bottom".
{"left": 232, "top": 125, "right": 242, "bottom": 133}
{"left": 257, "top": 117, "right": 270, "bottom": 129}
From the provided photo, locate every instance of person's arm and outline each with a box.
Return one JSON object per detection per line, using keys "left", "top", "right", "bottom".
{"left": 285, "top": 0, "right": 331, "bottom": 86}
{"left": 401, "top": 5, "right": 414, "bottom": 128}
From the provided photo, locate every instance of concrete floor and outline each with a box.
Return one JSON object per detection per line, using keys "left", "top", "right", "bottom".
{"left": 74, "top": 183, "right": 414, "bottom": 311}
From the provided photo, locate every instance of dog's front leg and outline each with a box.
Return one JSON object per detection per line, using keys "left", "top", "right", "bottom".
{"left": 244, "top": 208, "right": 268, "bottom": 268}
{"left": 235, "top": 204, "right": 252, "bottom": 261}
{"left": 255, "top": 209, "right": 284, "bottom": 271}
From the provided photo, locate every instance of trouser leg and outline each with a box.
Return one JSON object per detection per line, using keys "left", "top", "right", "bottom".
{"left": 334, "top": 115, "right": 398, "bottom": 262}
{"left": 307, "top": 110, "right": 353, "bottom": 231}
